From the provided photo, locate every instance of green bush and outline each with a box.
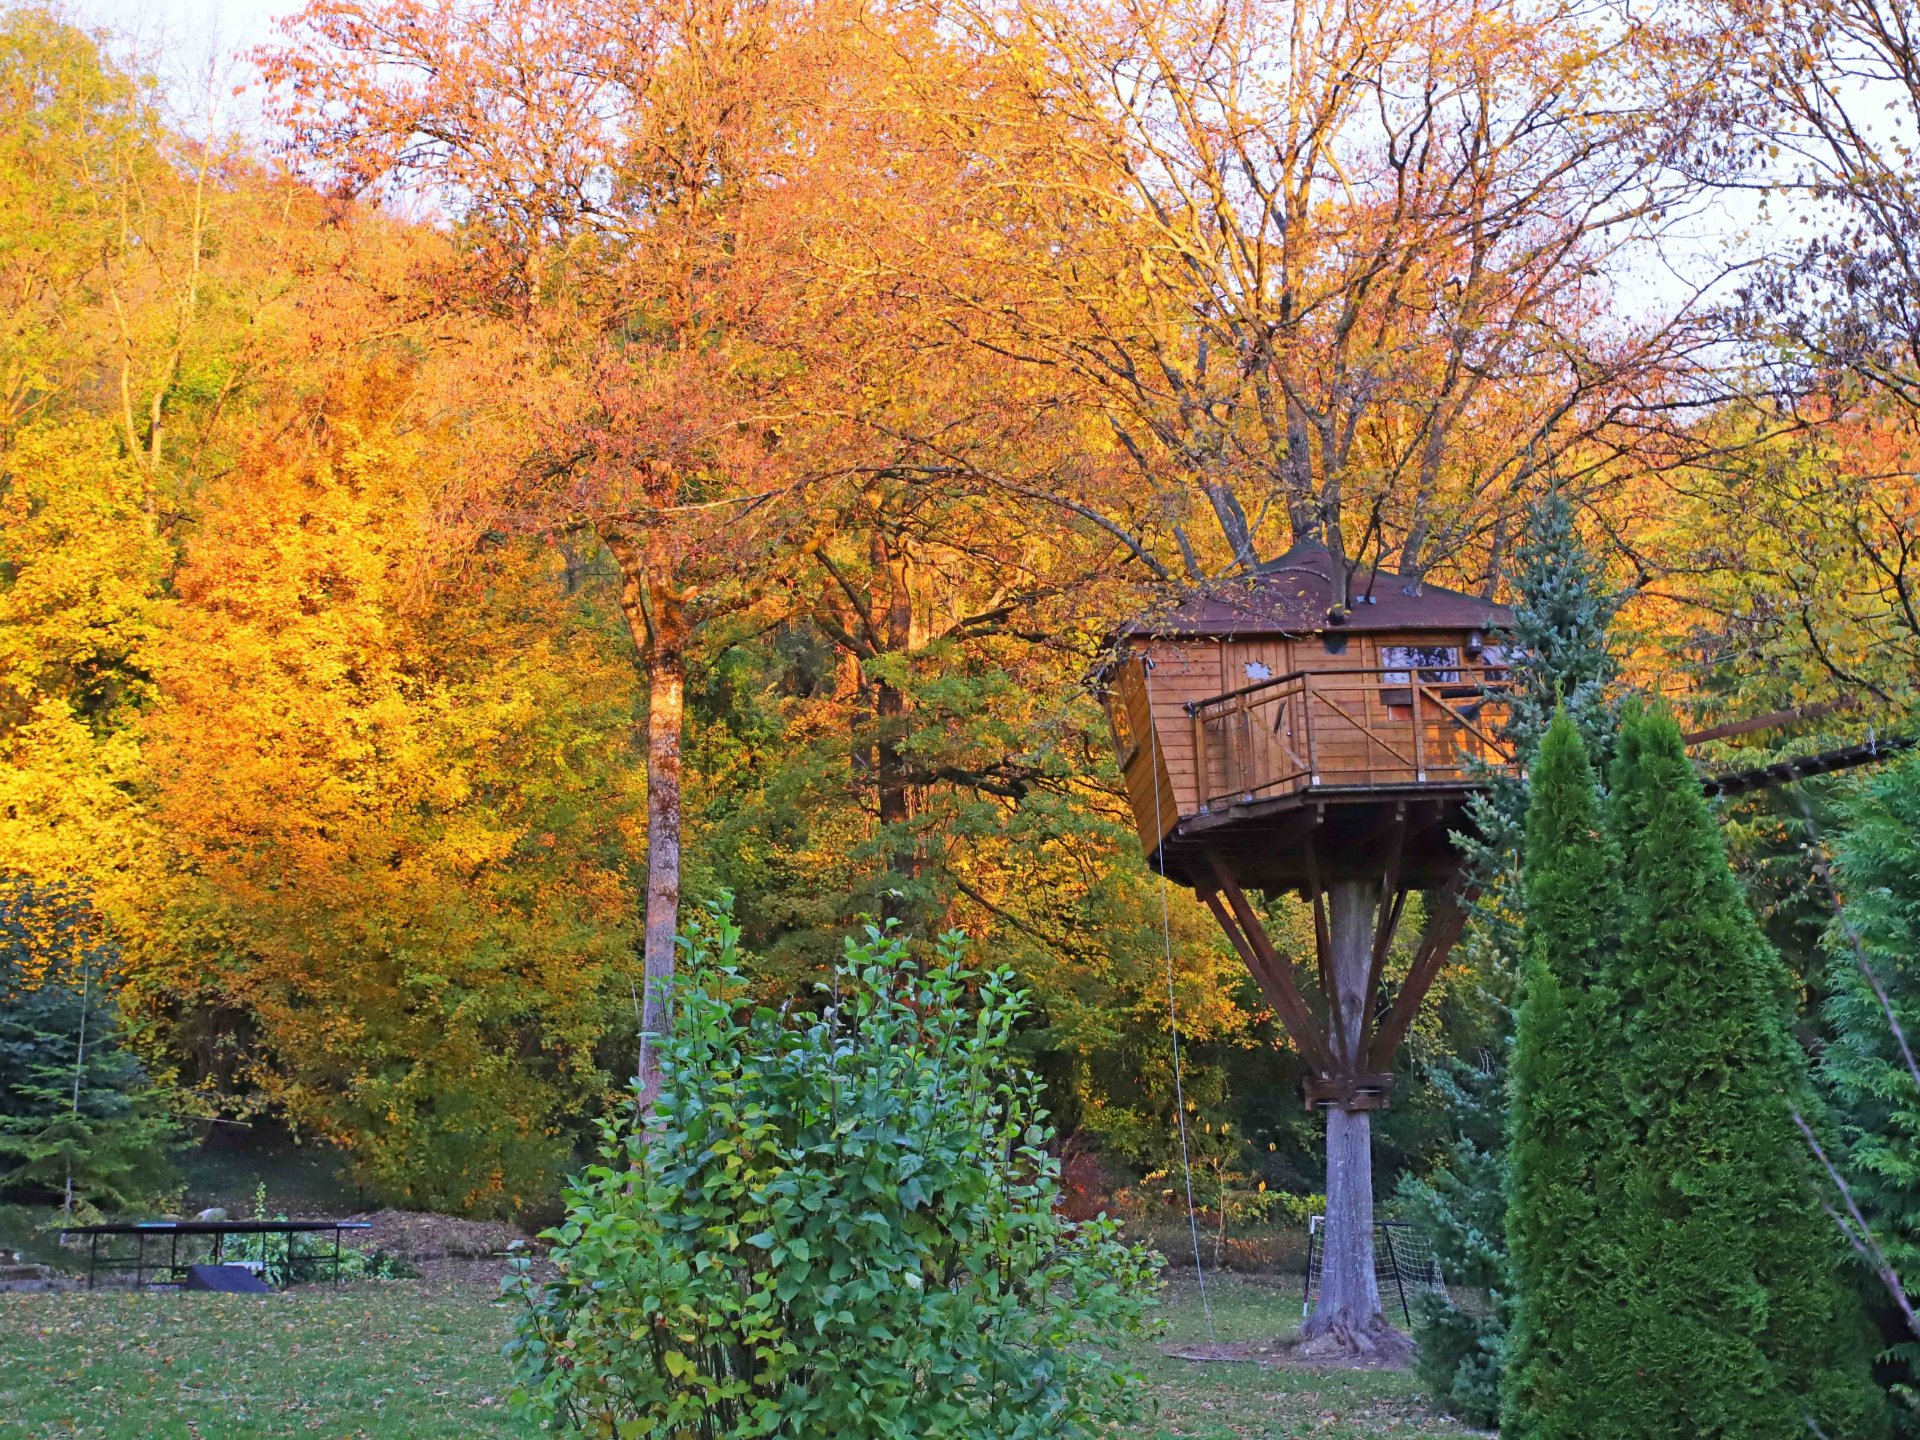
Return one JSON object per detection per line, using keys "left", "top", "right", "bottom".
{"left": 505, "top": 904, "right": 1161, "bottom": 1438}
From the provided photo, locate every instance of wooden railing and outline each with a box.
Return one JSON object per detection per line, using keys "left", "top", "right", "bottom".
{"left": 1185, "top": 665, "right": 1515, "bottom": 811}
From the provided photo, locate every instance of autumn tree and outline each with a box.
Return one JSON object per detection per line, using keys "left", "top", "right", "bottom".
{"left": 266, "top": 0, "right": 984, "bottom": 1103}
{"left": 1650, "top": 0, "right": 1920, "bottom": 714}
{"left": 918, "top": 0, "right": 1715, "bottom": 592}
{"left": 1, "top": 8, "right": 288, "bottom": 914}
{"left": 889, "top": 0, "right": 1723, "bottom": 1349}
{"left": 1, "top": 12, "right": 168, "bottom": 895}
{"left": 137, "top": 323, "right": 647, "bottom": 1213}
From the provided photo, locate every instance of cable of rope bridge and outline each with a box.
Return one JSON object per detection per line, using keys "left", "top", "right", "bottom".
{"left": 1699, "top": 734, "right": 1917, "bottom": 797}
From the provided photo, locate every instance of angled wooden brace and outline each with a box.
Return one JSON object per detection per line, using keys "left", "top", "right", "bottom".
{"left": 1200, "top": 851, "right": 1338, "bottom": 1078}
{"left": 1366, "top": 885, "right": 1476, "bottom": 1072}
{"left": 1359, "top": 805, "right": 1410, "bottom": 1048}
{"left": 1301, "top": 825, "right": 1346, "bottom": 1065}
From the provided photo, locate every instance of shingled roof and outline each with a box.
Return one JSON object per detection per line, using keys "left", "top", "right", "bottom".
{"left": 1123, "top": 541, "right": 1513, "bottom": 637}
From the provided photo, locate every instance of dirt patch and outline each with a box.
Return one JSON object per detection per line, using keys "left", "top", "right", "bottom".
{"left": 1160, "top": 1333, "right": 1414, "bottom": 1372}
{"left": 344, "top": 1209, "right": 532, "bottom": 1262}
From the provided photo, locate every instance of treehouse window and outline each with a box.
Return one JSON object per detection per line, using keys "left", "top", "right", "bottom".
{"left": 1381, "top": 645, "right": 1461, "bottom": 686}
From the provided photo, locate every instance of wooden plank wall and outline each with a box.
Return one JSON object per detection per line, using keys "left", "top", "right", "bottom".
{"left": 1132, "top": 641, "right": 1217, "bottom": 819}
{"left": 1110, "top": 656, "right": 1181, "bottom": 852}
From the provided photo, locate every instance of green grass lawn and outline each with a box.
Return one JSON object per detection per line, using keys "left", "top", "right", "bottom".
{"left": 0, "top": 1272, "right": 1476, "bottom": 1439}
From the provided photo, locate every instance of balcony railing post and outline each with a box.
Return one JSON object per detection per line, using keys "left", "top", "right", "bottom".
{"left": 1192, "top": 707, "right": 1211, "bottom": 812}
{"left": 1238, "top": 699, "right": 1254, "bottom": 799}
{"left": 1412, "top": 678, "right": 1427, "bottom": 782}
{"left": 1305, "top": 677, "right": 1320, "bottom": 785}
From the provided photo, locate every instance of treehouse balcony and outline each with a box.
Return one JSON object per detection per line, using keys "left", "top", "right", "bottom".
{"left": 1102, "top": 542, "right": 1519, "bottom": 896}
{"left": 1110, "top": 659, "right": 1515, "bottom": 894}
{"left": 1190, "top": 665, "right": 1514, "bottom": 813}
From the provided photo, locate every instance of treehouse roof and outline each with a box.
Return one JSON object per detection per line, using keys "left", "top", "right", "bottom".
{"left": 1121, "top": 541, "right": 1513, "bottom": 640}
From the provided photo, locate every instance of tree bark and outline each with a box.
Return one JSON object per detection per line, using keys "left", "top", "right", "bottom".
{"left": 871, "top": 527, "right": 917, "bottom": 921}
{"left": 1299, "top": 878, "right": 1412, "bottom": 1360}
{"left": 638, "top": 610, "right": 684, "bottom": 1112}
{"left": 603, "top": 527, "right": 688, "bottom": 1114}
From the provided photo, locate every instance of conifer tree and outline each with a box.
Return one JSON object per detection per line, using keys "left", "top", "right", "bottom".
{"left": 1605, "top": 706, "right": 1885, "bottom": 1439}
{"left": 0, "top": 882, "right": 175, "bottom": 1214}
{"left": 1501, "top": 710, "right": 1628, "bottom": 1439}
{"left": 1464, "top": 480, "right": 1624, "bottom": 873}
{"left": 1820, "top": 752, "right": 1920, "bottom": 1406}
{"left": 1404, "top": 481, "right": 1623, "bottom": 1422}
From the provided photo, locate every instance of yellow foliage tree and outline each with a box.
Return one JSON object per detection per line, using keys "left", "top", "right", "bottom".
{"left": 135, "top": 346, "right": 646, "bottom": 1214}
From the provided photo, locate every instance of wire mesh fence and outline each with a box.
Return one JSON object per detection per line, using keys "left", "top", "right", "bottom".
{"left": 1301, "top": 1217, "right": 1451, "bottom": 1327}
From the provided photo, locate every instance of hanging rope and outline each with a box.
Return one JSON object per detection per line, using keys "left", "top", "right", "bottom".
{"left": 1144, "top": 657, "right": 1217, "bottom": 1341}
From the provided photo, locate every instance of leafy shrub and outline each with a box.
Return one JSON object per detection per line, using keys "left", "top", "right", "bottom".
{"left": 505, "top": 905, "right": 1161, "bottom": 1438}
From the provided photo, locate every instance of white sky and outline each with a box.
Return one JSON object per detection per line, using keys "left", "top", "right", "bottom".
{"left": 74, "top": 0, "right": 1794, "bottom": 317}
{"left": 75, "top": 0, "right": 292, "bottom": 135}
{"left": 79, "top": 0, "right": 289, "bottom": 58}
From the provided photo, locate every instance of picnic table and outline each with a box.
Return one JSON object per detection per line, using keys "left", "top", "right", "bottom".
{"left": 58, "top": 1219, "right": 374, "bottom": 1291}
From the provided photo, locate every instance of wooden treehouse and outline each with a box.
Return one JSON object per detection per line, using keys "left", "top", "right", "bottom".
{"left": 1102, "top": 541, "right": 1915, "bottom": 1345}
{"left": 1103, "top": 540, "right": 1516, "bottom": 1113}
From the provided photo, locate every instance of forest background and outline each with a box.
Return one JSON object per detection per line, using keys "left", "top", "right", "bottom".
{"left": 4, "top": 0, "right": 1920, "bottom": 1233}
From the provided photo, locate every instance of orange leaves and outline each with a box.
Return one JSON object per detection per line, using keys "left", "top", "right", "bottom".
{"left": 917, "top": 0, "right": 1715, "bottom": 588}
{"left": 113, "top": 313, "right": 648, "bottom": 1207}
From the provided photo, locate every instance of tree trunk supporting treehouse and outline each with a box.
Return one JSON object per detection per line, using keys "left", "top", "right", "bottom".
{"left": 1095, "top": 555, "right": 1518, "bottom": 1357}
{"left": 1200, "top": 832, "right": 1468, "bottom": 1360}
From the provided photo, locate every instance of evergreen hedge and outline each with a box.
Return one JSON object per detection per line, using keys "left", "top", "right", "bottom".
{"left": 1503, "top": 708, "right": 1886, "bottom": 1438}
{"left": 1501, "top": 710, "right": 1627, "bottom": 1439}
{"left": 1404, "top": 480, "right": 1623, "bottom": 1424}
{"left": 1606, "top": 707, "right": 1883, "bottom": 1437}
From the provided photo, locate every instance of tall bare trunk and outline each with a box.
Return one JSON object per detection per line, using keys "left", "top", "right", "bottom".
{"left": 604, "top": 528, "right": 688, "bottom": 1113}
{"left": 871, "top": 528, "right": 917, "bottom": 920}
{"left": 639, "top": 611, "right": 684, "bottom": 1111}
{"left": 1300, "top": 878, "right": 1410, "bottom": 1359}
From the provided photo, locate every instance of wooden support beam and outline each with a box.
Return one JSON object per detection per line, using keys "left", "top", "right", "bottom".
{"left": 1302, "top": 828, "right": 1346, "bottom": 1066}
{"left": 1324, "top": 798, "right": 1418, "bottom": 864}
{"left": 1367, "top": 888, "right": 1473, "bottom": 1071}
{"left": 1357, "top": 807, "right": 1409, "bottom": 1062}
{"left": 1683, "top": 697, "right": 1854, "bottom": 745}
{"left": 1202, "top": 854, "right": 1338, "bottom": 1077}
{"left": 1701, "top": 733, "right": 1917, "bottom": 797}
